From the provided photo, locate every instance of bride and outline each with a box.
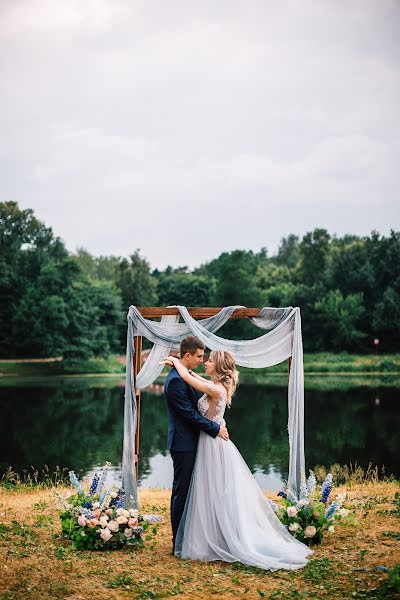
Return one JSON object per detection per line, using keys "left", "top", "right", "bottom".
{"left": 162, "top": 349, "right": 312, "bottom": 571}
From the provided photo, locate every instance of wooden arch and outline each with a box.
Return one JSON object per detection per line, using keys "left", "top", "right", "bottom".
{"left": 133, "top": 307, "right": 291, "bottom": 478}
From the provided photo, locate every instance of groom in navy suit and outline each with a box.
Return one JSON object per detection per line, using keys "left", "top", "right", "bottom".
{"left": 164, "top": 336, "right": 229, "bottom": 552}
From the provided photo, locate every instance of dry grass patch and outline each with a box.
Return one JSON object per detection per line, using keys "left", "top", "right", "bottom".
{"left": 0, "top": 483, "right": 399, "bottom": 600}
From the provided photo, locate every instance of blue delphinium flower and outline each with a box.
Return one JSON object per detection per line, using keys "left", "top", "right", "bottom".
{"left": 287, "top": 490, "right": 299, "bottom": 505}
{"left": 142, "top": 514, "right": 163, "bottom": 523}
{"left": 306, "top": 471, "right": 316, "bottom": 495}
{"left": 321, "top": 474, "right": 333, "bottom": 504}
{"left": 69, "top": 471, "right": 81, "bottom": 492}
{"left": 109, "top": 495, "right": 119, "bottom": 508}
{"left": 96, "top": 462, "right": 110, "bottom": 497}
{"left": 278, "top": 491, "right": 287, "bottom": 499}
{"left": 325, "top": 500, "right": 339, "bottom": 519}
{"left": 89, "top": 473, "right": 99, "bottom": 495}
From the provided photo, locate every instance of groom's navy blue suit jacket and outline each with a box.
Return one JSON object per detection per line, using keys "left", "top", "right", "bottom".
{"left": 165, "top": 367, "right": 220, "bottom": 451}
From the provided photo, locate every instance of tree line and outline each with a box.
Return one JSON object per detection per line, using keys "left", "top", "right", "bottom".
{"left": 0, "top": 201, "right": 399, "bottom": 359}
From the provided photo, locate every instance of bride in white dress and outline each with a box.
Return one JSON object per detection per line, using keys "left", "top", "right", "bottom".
{"left": 163, "top": 350, "right": 312, "bottom": 571}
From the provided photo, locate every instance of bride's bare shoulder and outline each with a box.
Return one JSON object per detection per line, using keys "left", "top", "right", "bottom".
{"left": 207, "top": 383, "right": 226, "bottom": 400}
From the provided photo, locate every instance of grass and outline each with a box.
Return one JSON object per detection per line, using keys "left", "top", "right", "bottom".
{"left": 1, "top": 353, "right": 399, "bottom": 377}
{"left": 0, "top": 355, "right": 125, "bottom": 377}
{"left": 239, "top": 353, "right": 400, "bottom": 375}
{"left": 0, "top": 479, "right": 399, "bottom": 600}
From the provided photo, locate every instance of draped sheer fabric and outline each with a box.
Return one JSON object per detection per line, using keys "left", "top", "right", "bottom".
{"left": 122, "top": 305, "right": 305, "bottom": 508}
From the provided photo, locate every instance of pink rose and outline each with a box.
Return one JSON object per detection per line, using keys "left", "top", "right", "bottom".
{"left": 78, "top": 515, "right": 86, "bottom": 527}
{"left": 128, "top": 518, "right": 138, "bottom": 528}
{"left": 105, "top": 508, "right": 113, "bottom": 515}
{"left": 100, "top": 528, "right": 113, "bottom": 542}
{"left": 304, "top": 525, "right": 317, "bottom": 538}
{"left": 88, "top": 519, "right": 98, "bottom": 528}
{"left": 107, "top": 520, "right": 119, "bottom": 532}
{"left": 287, "top": 507, "right": 298, "bottom": 518}
{"left": 124, "top": 528, "right": 133, "bottom": 538}
{"left": 130, "top": 509, "right": 139, "bottom": 518}
{"left": 93, "top": 509, "right": 101, "bottom": 518}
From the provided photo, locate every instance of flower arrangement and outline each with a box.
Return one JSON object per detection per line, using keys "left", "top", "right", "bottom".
{"left": 56, "top": 464, "right": 161, "bottom": 550}
{"left": 269, "top": 471, "right": 356, "bottom": 545}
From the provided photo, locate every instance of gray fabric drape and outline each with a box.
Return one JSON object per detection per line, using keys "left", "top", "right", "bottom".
{"left": 122, "top": 305, "right": 305, "bottom": 507}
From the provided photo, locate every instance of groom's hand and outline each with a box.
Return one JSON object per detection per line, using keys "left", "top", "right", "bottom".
{"left": 218, "top": 425, "right": 229, "bottom": 441}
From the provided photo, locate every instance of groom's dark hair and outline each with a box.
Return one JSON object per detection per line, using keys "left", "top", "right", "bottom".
{"left": 180, "top": 336, "right": 205, "bottom": 358}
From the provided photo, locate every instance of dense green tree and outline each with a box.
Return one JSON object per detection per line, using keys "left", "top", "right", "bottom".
{"left": 372, "top": 287, "right": 400, "bottom": 351}
{"left": 314, "top": 291, "right": 366, "bottom": 351}
{"left": 198, "top": 250, "right": 265, "bottom": 339}
{"left": 2, "top": 201, "right": 400, "bottom": 356}
{"left": 275, "top": 234, "right": 300, "bottom": 268}
{"left": 0, "top": 202, "right": 67, "bottom": 356}
{"left": 298, "top": 228, "right": 331, "bottom": 286}
{"left": 114, "top": 250, "right": 158, "bottom": 310}
{"left": 157, "top": 273, "right": 216, "bottom": 307}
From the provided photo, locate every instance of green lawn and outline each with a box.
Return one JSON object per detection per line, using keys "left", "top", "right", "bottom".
{"left": 0, "top": 353, "right": 399, "bottom": 377}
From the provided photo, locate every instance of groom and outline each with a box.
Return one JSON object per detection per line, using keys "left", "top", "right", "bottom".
{"left": 164, "top": 336, "right": 229, "bottom": 552}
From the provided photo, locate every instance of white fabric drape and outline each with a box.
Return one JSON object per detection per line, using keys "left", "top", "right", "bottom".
{"left": 122, "top": 305, "right": 305, "bottom": 508}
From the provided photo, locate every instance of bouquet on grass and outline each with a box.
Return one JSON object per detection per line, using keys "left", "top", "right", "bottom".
{"left": 56, "top": 463, "right": 160, "bottom": 550}
{"left": 269, "top": 471, "right": 357, "bottom": 546}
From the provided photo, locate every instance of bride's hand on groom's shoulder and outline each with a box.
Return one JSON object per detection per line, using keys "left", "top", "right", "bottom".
{"left": 160, "top": 357, "right": 174, "bottom": 367}
{"left": 218, "top": 425, "right": 229, "bottom": 441}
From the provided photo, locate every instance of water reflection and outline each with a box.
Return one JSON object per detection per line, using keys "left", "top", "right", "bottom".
{"left": 0, "top": 377, "right": 399, "bottom": 491}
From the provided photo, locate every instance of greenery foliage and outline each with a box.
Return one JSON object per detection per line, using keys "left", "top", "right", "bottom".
{"left": 1, "top": 201, "right": 399, "bottom": 358}
{"left": 272, "top": 472, "right": 357, "bottom": 545}
{"left": 57, "top": 468, "right": 157, "bottom": 551}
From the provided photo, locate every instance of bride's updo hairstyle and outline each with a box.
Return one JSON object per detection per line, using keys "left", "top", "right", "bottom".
{"left": 209, "top": 350, "right": 239, "bottom": 406}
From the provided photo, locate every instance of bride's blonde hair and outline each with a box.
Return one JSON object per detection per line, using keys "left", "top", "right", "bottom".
{"left": 209, "top": 349, "right": 239, "bottom": 406}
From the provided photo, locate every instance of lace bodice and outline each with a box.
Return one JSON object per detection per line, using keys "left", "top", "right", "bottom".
{"left": 198, "top": 386, "right": 227, "bottom": 424}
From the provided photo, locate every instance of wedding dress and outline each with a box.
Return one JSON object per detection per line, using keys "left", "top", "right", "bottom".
{"left": 174, "top": 387, "right": 312, "bottom": 570}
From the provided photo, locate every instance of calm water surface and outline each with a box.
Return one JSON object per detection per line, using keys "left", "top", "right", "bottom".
{"left": 0, "top": 376, "right": 399, "bottom": 491}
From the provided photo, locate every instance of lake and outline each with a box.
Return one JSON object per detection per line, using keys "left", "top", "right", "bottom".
{"left": 0, "top": 375, "right": 399, "bottom": 492}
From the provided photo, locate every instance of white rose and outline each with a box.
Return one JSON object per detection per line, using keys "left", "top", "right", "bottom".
{"left": 122, "top": 509, "right": 131, "bottom": 518}
{"left": 304, "top": 525, "right": 317, "bottom": 538}
{"left": 289, "top": 523, "right": 301, "bottom": 532}
{"left": 117, "top": 515, "right": 128, "bottom": 525}
{"left": 100, "top": 528, "right": 113, "bottom": 541}
{"left": 130, "top": 509, "right": 139, "bottom": 518}
{"left": 328, "top": 526, "right": 335, "bottom": 533}
{"left": 124, "top": 528, "right": 133, "bottom": 538}
{"left": 298, "top": 499, "right": 308, "bottom": 507}
{"left": 107, "top": 520, "right": 119, "bottom": 532}
{"left": 116, "top": 507, "right": 124, "bottom": 515}
{"left": 99, "top": 518, "right": 109, "bottom": 528}
{"left": 287, "top": 507, "right": 298, "bottom": 518}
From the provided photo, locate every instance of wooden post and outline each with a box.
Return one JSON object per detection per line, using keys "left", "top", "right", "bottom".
{"left": 133, "top": 336, "right": 142, "bottom": 481}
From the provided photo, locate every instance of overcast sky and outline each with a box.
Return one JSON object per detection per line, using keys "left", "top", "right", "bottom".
{"left": 1, "top": 0, "right": 399, "bottom": 269}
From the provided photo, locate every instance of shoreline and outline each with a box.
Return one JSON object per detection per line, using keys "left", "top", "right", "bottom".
{"left": 1, "top": 353, "right": 399, "bottom": 378}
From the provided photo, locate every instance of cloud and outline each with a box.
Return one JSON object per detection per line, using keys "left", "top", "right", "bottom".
{"left": 0, "top": 0, "right": 399, "bottom": 268}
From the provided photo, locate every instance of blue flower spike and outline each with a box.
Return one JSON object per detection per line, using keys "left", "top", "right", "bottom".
{"left": 306, "top": 471, "right": 316, "bottom": 495}
{"left": 89, "top": 473, "right": 99, "bottom": 496}
{"left": 326, "top": 500, "right": 339, "bottom": 519}
{"left": 321, "top": 474, "right": 333, "bottom": 504}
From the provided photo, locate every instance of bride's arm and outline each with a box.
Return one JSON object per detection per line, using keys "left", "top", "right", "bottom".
{"left": 162, "top": 356, "right": 219, "bottom": 398}
{"left": 190, "top": 370, "right": 209, "bottom": 383}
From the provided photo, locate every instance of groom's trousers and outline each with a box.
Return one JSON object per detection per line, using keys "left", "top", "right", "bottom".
{"left": 170, "top": 450, "right": 196, "bottom": 550}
